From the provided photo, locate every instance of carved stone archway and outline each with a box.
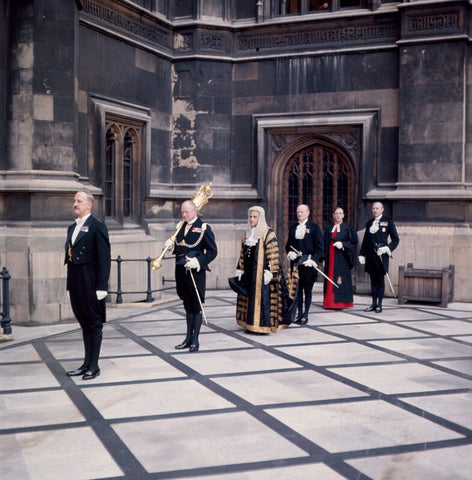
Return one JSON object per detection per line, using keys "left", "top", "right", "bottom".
{"left": 253, "top": 110, "right": 379, "bottom": 243}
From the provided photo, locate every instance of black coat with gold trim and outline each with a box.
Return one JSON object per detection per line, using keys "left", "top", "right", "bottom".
{"left": 174, "top": 217, "right": 217, "bottom": 311}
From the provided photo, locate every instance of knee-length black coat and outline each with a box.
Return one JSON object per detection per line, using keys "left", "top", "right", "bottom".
{"left": 323, "top": 223, "right": 358, "bottom": 303}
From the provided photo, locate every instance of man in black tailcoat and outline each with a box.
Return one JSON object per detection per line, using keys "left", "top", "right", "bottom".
{"left": 169, "top": 200, "right": 217, "bottom": 352}
{"left": 285, "top": 204, "right": 323, "bottom": 324}
{"left": 65, "top": 191, "right": 111, "bottom": 380}
{"left": 359, "top": 201, "right": 399, "bottom": 313}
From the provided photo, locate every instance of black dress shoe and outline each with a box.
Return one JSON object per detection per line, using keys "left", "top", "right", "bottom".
{"left": 66, "top": 367, "right": 88, "bottom": 377}
{"left": 189, "top": 344, "right": 199, "bottom": 352}
{"left": 300, "top": 316, "right": 308, "bottom": 325}
{"left": 82, "top": 369, "right": 100, "bottom": 380}
{"left": 364, "top": 305, "right": 376, "bottom": 312}
{"left": 174, "top": 341, "right": 191, "bottom": 350}
{"left": 375, "top": 307, "right": 383, "bottom": 313}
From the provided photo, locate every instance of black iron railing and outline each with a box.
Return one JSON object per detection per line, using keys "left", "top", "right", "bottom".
{"left": 109, "top": 255, "right": 175, "bottom": 304}
{"left": 0, "top": 267, "right": 11, "bottom": 335}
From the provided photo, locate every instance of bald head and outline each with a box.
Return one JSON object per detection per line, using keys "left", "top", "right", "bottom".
{"left": 372, "top": 202, "right": 384, "bottom": 218}
{"left": 296, "top": 204, "right": 310, "bottom": 223}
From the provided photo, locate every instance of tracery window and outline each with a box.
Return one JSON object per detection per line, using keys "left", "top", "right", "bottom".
{"left": 282, "top": 143, "right": 355, "bottom": 241}
{"left": 105, "top": 116, "right": 143, "bottom": 225}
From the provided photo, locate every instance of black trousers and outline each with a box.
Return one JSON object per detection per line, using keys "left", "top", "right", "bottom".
{"left": 68, "top": 264, "right": 105, "bottom": 371}
{"left": 297, "top": 265, "right": 317, "bottom": 317}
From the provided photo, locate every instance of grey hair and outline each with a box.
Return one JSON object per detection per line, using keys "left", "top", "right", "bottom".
{"left": 78, "top": 191, "right": 94, "bottom": 204}
{"left": 182, "top": 200, "right": 197, "bottom": 211}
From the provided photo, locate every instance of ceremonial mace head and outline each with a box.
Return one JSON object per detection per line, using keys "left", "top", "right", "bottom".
{"left": 191, "top": 182, "right": 214, "bottom": 211}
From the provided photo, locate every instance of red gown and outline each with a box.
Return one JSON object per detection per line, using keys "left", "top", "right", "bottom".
{"left": 323, "top": 229, "right": 353, "bottom": 309}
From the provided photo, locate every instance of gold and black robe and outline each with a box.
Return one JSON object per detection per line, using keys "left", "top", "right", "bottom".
{"left": 235, "top": 228, "right": 292, "bottom": 333}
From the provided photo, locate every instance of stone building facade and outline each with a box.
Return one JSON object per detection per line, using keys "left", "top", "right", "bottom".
{"left": 1, "top": 0, "right": 471, "bottom": 324}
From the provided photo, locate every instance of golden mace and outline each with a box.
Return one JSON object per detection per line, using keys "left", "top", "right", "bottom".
{"left": 150, "top": 182, "right": 214, "bottom": 272}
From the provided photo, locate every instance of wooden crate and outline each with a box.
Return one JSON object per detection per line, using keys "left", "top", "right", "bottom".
{"left": 398, "top": 263, "right": 454, "bottom": 307}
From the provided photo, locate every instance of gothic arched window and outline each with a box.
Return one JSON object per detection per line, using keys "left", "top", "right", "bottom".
{"left": 282, "top": 143, "right": 355, "bottom": 241}
{"left": 104, "top": 117, "right": 143, "bottom": 225}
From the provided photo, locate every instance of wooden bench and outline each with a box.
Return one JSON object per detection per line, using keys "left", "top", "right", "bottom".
{"left": 398, "top": 263, "right": 454, "bottom": 308}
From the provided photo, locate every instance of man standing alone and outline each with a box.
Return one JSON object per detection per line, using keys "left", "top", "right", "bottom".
{"left": 65, "top": 191, "right": 110, "bottom": 380}
{"left": 285, "top": 204, "right": 323, "bottom": 324}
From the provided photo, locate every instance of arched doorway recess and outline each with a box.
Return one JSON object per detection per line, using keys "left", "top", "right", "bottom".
{"left": 280, "top": 140, "right": 357, "bottom": 244}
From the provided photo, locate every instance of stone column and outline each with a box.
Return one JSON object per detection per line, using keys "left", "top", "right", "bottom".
{"left": 2, "top": 0, "right": 82, "bottom": 326}
{"left": 397, "top": 2, "right": 467, "bottom": 192}
{"left": 5, "top": 0, "right": 80, "bottom": 220}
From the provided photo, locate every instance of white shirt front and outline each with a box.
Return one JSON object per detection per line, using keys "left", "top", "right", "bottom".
{"left": 71, "top": 214, "right": 90, "bottom": 244}
{"left": 295, "top": 220, "right": 307, "bottom": 240}
{"left": 184, "top": 218, "right": 197, "bottom": 236}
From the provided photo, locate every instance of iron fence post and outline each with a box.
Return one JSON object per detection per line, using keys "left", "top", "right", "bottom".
{"left": 1, "top": 267, "right": 12, "bottom": 335}
{"left": 145, "top": 257, "right": 154, "bottom": 303}
{"left": 116, "top": 255, "right": 123, "bottom": 304}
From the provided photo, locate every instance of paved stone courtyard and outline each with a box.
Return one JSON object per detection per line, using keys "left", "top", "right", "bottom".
{"left": 1, "top": 290, "right": 471, "bottom": 479}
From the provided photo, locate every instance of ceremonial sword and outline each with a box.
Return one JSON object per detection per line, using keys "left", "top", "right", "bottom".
{"left": 187, "top": 263, "right": 208, "bottom": 326}
{"left": 290, "top": 246, "right": 339, "bottom": 289}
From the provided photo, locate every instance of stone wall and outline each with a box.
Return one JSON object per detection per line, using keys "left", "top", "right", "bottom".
{"left": 356, "top": 225, "right": 472, "bottom": 302}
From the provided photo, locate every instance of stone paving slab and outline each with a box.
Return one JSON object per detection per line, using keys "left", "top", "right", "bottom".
{"left": 0, "top": 290, "right": 471, "bottom": 480}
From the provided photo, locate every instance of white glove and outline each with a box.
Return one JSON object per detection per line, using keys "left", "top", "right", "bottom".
{"left": 96, "top": 290, "right": 108, "bottom": 300}
{"left": 164, "top": 239, "right": 174, "bottom": 249}
{"left": 333, "top": 241, "right": 343, "bottom": 249}
{"left": 358, "top": 255, "right": 365, "bottom": 265}
{"left": 263, "top": 270, "right": 273, "bottom": 285}
{"left": 287, "top": 251, "right": 299, "bottom": 261}
{"left": 377, "top": 246, "right": 391, "bottom": 256}
{"left": 302, "top": 259, "right": 317, "bottom": 268}
{"left": 184, "top": 256, "right": 200, "bottom": 271}
{"left": 235, "top": 269, "right": 244, "bottom": 280}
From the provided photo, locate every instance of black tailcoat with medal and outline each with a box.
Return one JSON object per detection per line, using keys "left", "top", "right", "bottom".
{"left": 285, "top": 220, "right": 324, "bottom": 284}
{"left": 64, "top": 214, "right": 111, "bottom": 327}
{"left": 360, "top": 215, "right": 399, "bottom": 275}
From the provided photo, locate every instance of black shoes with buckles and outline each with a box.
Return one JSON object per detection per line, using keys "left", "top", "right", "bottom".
{"left": 364, "top": 305, "right": 383, "bottom": 313}
{"left": 82, "top": 369, "right": 100, "bottom": 380}
{"left": 294, "top": 312, "right": 309, "bottom": 325}
{"left": 66, "top": 366, "right": 100, "bottom": 380}
{"left": 174, "top": 341, "right": 199, "bottom": 352}
{"left": 66, "top": 367, "right": 88, "bottom": 377}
